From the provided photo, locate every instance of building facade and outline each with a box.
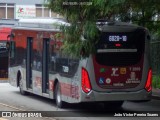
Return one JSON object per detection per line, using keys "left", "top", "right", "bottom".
{"left": 0, "top": 0, "right": 61, "bottom": 19}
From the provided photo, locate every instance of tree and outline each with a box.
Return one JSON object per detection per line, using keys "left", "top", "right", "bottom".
{"left": 46, "top": 0, "right": 160, "bottom": 57}
{"left": 124, "top": 0, "right": 160, "bottom": 33}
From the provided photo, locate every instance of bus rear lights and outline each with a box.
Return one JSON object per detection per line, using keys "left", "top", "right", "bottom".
{"left": 82, "top": 68, "right": 92, "bottom": 93}
{"left": 145, "top": 69, "right": 152, "bottom": 92}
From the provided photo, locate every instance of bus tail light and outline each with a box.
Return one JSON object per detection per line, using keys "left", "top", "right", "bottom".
{"left": 81, "top": 68, "right": 92, "bottom": 93}
{"left": 145, "top": 69, "right": 152, "bottom": 92}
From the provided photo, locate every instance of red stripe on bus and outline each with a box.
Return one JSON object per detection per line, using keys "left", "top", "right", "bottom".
{"left": 48, "top": 80, "right": 80, "bottom": 99}
{"left": 60, "top": 82, "right": 80, "bottom": 99}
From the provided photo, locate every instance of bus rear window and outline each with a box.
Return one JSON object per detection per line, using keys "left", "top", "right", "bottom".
{"left": 95, "top": 28, "right": 145, "bottom": 66}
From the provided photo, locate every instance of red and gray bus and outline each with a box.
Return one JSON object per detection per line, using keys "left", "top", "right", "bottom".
{"left": 9, "top": 18, "right": 152, "bottom": 108}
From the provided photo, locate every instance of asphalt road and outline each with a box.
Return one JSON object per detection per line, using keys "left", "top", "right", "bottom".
{"left": 0, "top": 83, "right": 160, "bottom": 120}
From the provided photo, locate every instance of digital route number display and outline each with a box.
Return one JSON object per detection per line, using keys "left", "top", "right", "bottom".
{"left": 109, "top": 35, "right": 127, "bottom": 42}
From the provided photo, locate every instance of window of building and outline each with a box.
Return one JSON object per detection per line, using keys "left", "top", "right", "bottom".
{"left": 0, "top": 7, "right": 6, "bottom": 18}
{"left": 0, "top": 3, "right": 6, "bottom": 18}
{"left": 0, "top": 3, "right": 14, "bottom": 19}
{"left": 44, "top": 8, "right": 49, "bottom": 17}
{"left": 36, "top": 4, "right": 50, "bottom": 17}
{"left": 7, "top": 7, "right": 14, "bottom": 19}
{"left": 36, "top": 8, "right": 42, "bottom": 17}
{"left": 35, "top": 4, "right": 62, "bottom": 18}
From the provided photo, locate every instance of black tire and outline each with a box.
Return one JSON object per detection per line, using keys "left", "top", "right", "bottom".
{"left": 55, "top": 82, "right": 66, "bottom": 108}
{"left": 19, "top": 75, "right": 28, "bottom": 95}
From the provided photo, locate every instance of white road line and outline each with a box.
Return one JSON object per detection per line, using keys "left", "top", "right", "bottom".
{"left": 0, "top": 103, "right": 26, "bottom": 111}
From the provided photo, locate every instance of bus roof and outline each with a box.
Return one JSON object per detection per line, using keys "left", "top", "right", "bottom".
{"left": 97, "top": 21, "right": 145, "bottom": 32}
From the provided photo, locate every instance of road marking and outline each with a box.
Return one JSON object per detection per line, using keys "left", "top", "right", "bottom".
{"left": 0, "top": 103, "right": 25, "bottom": 111}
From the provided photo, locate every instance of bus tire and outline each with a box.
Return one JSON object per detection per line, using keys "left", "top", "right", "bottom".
{"left": 19, "top": 75, "right": 28, "bottom": 95}
{"left": 55, "top": 82, "right": 66, "bottom": 108}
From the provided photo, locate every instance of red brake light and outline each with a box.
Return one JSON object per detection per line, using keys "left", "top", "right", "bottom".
{"left": 145, "top": 69, "right": 152, "bottom": 92}
{"left": 82, "top": 68, "right": 92, "bottom": 93}
{"left": 115, "top": 43, "right": 121, "bottom": 47}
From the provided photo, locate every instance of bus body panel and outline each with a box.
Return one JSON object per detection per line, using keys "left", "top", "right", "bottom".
{"left": 9, "top": 66, "right": 21, "bottom": 87}
{"left": 92, "top": 55, "right": 144, "bottom": 90}
{"left": 81, "top": 89, "right": 151, "bottom": 102}
{"left": 9, "top": 27, "right": 81, "bottom": 103}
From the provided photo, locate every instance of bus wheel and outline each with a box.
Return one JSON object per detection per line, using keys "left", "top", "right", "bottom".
{"left": 19, "top": 76, "right": 28, "bottom": 95}
{"left": 55, "top": 82, "right": 65, "bottom": 108}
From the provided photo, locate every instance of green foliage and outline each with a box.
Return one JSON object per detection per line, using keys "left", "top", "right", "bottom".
{"left": 60, "top": 20, "right": 99, "bottom": 57}
{"left": 152, "top": 75, "right": 160, "bottom": 88}
{"left": 130, "top": 0, "right": 160, "bottom": 33}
